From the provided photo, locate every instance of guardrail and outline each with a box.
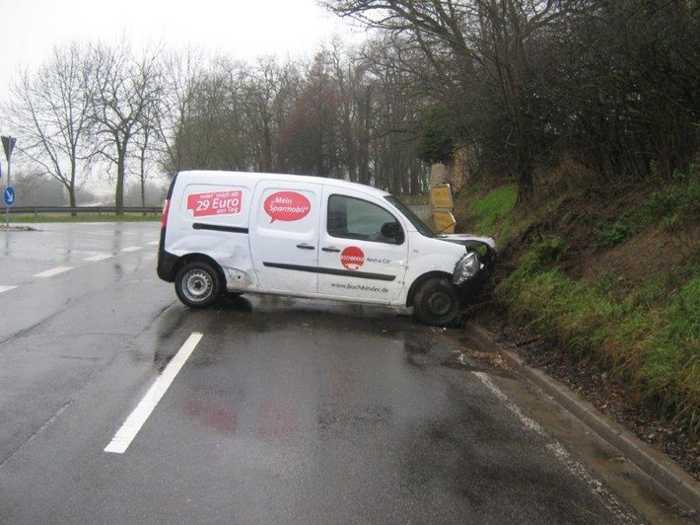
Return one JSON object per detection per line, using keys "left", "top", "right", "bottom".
{"left": 6, "top": 206, "right": 162, "bottom": 215}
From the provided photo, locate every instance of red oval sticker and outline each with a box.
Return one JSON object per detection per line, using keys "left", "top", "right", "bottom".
{"left": 264, "top": 191, "right": 311, "bottom": 222}
{"left": 340, "top": 246, "right": 365, "bottom": 270}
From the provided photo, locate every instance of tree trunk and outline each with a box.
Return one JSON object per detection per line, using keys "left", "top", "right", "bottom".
{"left": 140, "top": 152, "right": 147, "bottom": 215}
{"left": 262, "top": 119, "right": 273, "bottom": 172}
{"left": 68, "top": 186, "right": 77, "bottom": 216}
{"left": 516, "top": 156, "right": 534, "bottom": 205}
{"left": 115, "top": 151, "right": 126, "bottom": 216}
{"left": 69, "top": 158, "right": 77, "bottom": 216}
{"left": 140, "top": 177, "right": 146, "bottom": 215}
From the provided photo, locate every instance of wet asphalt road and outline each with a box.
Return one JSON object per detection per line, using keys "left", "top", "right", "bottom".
{"left": 0, "top": 223, "right": 638, "bottom": 524}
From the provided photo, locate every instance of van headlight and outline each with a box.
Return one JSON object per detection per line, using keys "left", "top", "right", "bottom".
{"left": 453, "top": 252, "right": 481, "bottom": 285}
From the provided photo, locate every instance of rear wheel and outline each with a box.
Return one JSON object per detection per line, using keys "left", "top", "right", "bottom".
{"left": 175, "top": 261, "right": 222, "bottom": 308}
{"left": 413, "top": 277, "right": 462, "bottom": 327}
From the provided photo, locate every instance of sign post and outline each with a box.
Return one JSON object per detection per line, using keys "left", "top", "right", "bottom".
{"left": 2, "top": 136, "right": 17, "bottom": 229}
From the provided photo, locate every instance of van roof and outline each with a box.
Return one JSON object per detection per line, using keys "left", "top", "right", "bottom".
{"left": 176, "top": 170, "right": 392, "bottom": 198}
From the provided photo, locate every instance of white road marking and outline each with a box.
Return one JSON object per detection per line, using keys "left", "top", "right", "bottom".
{"left": 121, "top": 246, "right": 142, "bottom": 252}
{"left": 472, "top": 371, "right": 635, "bottom": 524}
{"left": 147, "top": 240, "right": 159, "bottom": 246}
{"left": 104, "top": 332, "right": 203, "bottom": 454}
{"left": 34, "top": 266, "right": 74, "bottom": 278}
{"left": 83, "top": 253, "right": 113, "bottom": 262}
{"left": 0, "top": 285, "right": 18, "bottom": 294}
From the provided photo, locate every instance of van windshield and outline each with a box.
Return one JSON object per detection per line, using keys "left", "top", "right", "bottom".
{"left": 384, "top": 196, "right": 434, "bottom": 238}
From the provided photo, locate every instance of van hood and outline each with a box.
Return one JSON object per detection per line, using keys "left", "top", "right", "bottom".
{"left": 436, "top": 233, "right": 496, "bottom": 251}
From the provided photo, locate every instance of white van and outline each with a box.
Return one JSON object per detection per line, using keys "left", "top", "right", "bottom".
{"left": 157, "top": 171, "right": 495, "bottom": 326}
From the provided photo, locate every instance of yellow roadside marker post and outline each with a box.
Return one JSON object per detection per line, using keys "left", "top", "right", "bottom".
{"left": 430, "top": 184, "right": 456, "bottom": 234}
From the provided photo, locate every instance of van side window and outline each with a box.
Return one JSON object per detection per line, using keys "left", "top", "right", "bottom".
{"left": 327, "top": 194, "right": 404, "bottom": 245}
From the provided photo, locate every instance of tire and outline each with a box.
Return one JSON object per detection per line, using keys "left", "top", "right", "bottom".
{"left": 413, "top": 277, "right": 462, "bottom": 327}
{"left": 174, "top": 261, "right": 222, "bottom": 308}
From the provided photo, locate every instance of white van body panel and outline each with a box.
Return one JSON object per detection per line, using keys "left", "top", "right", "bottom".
{"left": 249, "top": 179, "right": 323, "bottom": 294}
{"left": 161, "top": 170, "right": 494, "bottom": 308}
{"left": 165, "top": 173, "right": 260, "bottom": 289}
{"left": 317, "top": 185, "right": 410, "bottom": 304}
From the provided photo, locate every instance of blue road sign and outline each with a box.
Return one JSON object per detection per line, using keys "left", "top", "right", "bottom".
{"left": 4, "top": 186, "right": 16, "bottom": 207}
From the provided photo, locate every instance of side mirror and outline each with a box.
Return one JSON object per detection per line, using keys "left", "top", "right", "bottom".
{"left": 381, "top": 222, "right": 404, "bottom": 244}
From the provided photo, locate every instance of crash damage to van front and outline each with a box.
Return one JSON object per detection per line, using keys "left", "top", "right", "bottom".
{"left": 439, "top": 233, "right": 497, "bottom": 300}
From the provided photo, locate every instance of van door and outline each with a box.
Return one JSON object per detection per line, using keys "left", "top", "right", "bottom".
{"left": 317, "top": 190, "right": 408, "bottom": 303}
{"left": 249, "top": 181, "right": 322, "bottom": 295}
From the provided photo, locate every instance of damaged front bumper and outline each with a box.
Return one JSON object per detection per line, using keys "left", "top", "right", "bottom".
{"left": 439, "top": 234, "right": 497, "bottom": 301}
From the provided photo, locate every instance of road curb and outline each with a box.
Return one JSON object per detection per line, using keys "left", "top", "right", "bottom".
{"left": 465, "top": 321, "right": 700, "bottom": 515}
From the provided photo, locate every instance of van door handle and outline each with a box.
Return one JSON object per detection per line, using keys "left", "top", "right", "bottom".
{"left": 296, "top": 243, "right": 316, "bottom": 250}
{"left": 322, "top": 246, "right": 341, "bottom": 253}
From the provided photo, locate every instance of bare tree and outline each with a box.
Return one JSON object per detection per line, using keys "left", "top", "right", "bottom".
{"left": 157, "top": 48, "right": 206, "bottom": 174}
{"left": 87, "top": 42, "right": 162, "bottom": 213}
{"left": 327, "top": 0, "right": 570, "bottom": 201}
{"left": 239, "top": 58, "right": 280, "bottom": 172}
{"left": 130, "top": 96, "right": 161, "bottom": 210}
{"left": 6, "top": 43, "right": 93, "bottom": 211}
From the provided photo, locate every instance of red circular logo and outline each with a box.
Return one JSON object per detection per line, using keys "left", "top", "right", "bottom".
{"left": 340, "top": 246, "right": 364, "bottom": 270}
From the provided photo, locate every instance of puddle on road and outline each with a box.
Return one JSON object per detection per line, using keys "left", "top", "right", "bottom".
{"left": 213, "top": 294, "right": 254, "bottom": 313}
{"left": 404, "top": 340, "right": 429, "bottom": 355}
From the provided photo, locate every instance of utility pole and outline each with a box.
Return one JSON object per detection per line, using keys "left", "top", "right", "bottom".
{"left": 2, "top": 136, "right": 17, "bottom": 228}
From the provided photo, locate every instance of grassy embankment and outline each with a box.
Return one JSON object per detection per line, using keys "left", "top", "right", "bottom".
{"left": 6, "top": 213, "right": 160, "bottom": 223}
{"left": 457, "top": 169, "right": 700, "bottom": 432}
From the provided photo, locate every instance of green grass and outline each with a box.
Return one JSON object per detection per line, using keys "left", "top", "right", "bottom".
{"left": 7, "top": 213, "right": 161, "bottom": 223}
{"left": 454, "top": 183, "right": 519, "bottom": 248}
{"left": 595, "top": 169, "right": 700, "bottom": 247}
{"left": 469, "top": 184, "right": 518, "bottom": 234}
{"left": 497, "top": 237, "right": 700, "bottom": 432}
{"left": 460, "top": 169, "right": 700, "bottom": 431}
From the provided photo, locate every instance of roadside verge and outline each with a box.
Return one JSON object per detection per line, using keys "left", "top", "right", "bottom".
{"left": 465, "top": 321, "right": 700, "bottom": 516}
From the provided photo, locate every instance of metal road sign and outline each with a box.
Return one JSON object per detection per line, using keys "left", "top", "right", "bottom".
{"left": 3, "top": 186, "right": 16, "bottom": 207}
{"left": 2, "top": 136, "right": 16, "bottom": 162}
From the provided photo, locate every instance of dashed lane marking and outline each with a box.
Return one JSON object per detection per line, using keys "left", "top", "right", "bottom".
{"left": 121, "top": 246, "right": 142, "bottom": 252}
{"left": 104, "top": 332, "right": 203, "bottom": 454}
{"left": 0, "top": 285, "right": 18, "bottom": 294}
{"left": 147, "top": 240, "right": 159, "bottom": 246}
{"left": 83, "top": 254, "right": 113, "bottom": 262}
{"left": 34, "top": 266, "right": 74, "bottom": 278}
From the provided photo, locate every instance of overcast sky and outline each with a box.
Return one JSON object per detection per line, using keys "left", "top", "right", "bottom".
{"left": 0, "top": 0, "right": 366, "bottom": 195}
{"left": 0, "top": 0, "right": 364, "bottom": 97}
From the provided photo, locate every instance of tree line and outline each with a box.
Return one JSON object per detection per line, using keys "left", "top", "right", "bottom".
{"left": 327, "top": 0, "right": 700, "bottom": 202}
{"left": 6, "top": 42, "right": 162, "bottom": 210}
{"left": 4, "top": 39, "right": 430, "bottom": 212}
{"left": 5, "top": 1, "right": 698, "bottom": 211}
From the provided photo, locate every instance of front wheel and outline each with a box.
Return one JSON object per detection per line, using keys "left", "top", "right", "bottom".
{"left": 413, "top": 277, "right": 462, "bottom": 327}
{"left": 175, "top": 261, "right": 222, "bottom": 308}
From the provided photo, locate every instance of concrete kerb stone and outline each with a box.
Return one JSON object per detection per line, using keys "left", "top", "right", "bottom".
{"left": 465, "top": 321, "right": 700, "bottom": 516}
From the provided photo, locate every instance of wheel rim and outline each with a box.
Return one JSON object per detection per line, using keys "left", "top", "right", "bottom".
{"left": 428, "top": 291, "right": 453, "bottom": 317}
{"left": 182, "top": 268, "right": 214, "bottom": 303}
